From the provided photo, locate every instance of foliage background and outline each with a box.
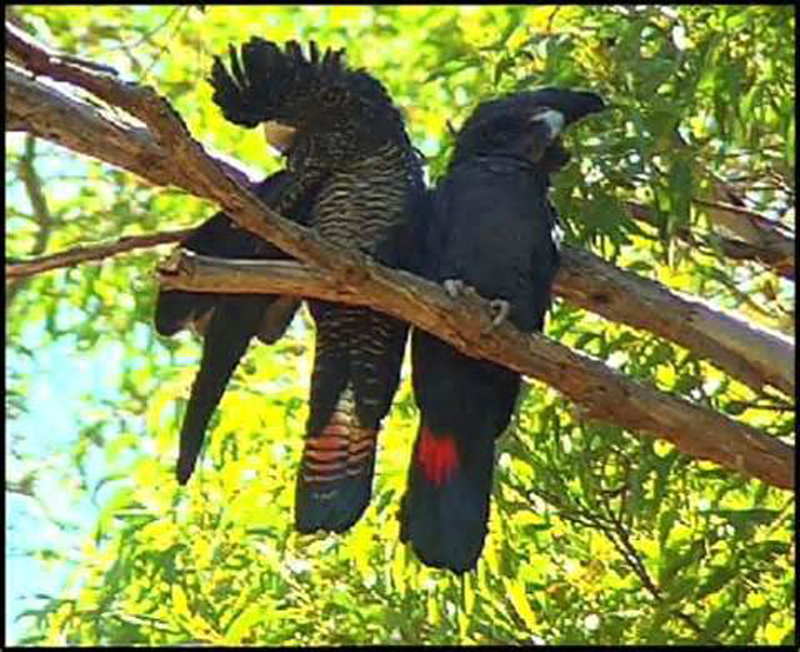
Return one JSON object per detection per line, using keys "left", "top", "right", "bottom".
{"left": 6, "top": 5, "right": 794, "bottom": 645}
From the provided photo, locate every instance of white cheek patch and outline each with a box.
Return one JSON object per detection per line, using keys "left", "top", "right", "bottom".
{"left": 262, "top": 120, "right": 297, "bottom": 153}
{"left": 531, "top": 109, "right": 565, "bottom": 139}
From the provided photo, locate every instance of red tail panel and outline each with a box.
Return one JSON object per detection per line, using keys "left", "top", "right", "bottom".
{"left": 417, "top": 426, "right": 459, "bottom": 486}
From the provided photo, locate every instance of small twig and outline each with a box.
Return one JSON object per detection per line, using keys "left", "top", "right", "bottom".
{"left": 55, "top": 53, "right": 119, "bottom": 76}
{"left": 626, "top": 201, "right": 795, "bottom": 280}
{"left": 726, "top": 400, "right": 795, "bottom": 413}
{"left": 6, "top": 228, "right": 194, "bottom": 280}
{"left": 7, "top": 134, "right": 55, "bottom": 305}
{"left": 599, "top": 495, "right": 710, "bottom": 640}
{"left": 141, "top": 7, "right": 191, "bottom": 77}
{"left": 531, "top": 484, "right": 710, "bottom": 639}
{"left": 17, "top": 134, "right": 54, "bottom": 255}
{"left": 110, "top": 6, "right": 184, "bottom": 53}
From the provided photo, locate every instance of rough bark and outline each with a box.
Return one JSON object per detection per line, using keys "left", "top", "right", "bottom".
{"left": 556, "top": 247, "right": 794, "bottom": 396}
{"left": 158, "top": 252, "right": 795, "bottom": 491}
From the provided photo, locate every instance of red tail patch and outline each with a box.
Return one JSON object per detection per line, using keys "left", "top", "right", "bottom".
{"left": 417, "top": 425, "right": 459, "bottom": 486}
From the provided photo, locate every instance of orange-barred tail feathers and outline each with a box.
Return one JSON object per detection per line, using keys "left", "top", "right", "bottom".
{"left": 295, "top": 386, "right": 379, "bottom": 533}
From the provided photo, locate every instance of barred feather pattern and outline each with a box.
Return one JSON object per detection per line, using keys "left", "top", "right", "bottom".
{"left": 311, "top": 141, "right": 413, "bottom": 250}
{"left": 209, "top": 37, "right": 425, "bottom": 533}
{"left": 299, "top": 386, "right": 376, "bottom": 486}
{"left": 295, "top": 140, "right": 419, "bottom": 533}
{"left": 295, "top": 301, "right": 408, "bottom": 533}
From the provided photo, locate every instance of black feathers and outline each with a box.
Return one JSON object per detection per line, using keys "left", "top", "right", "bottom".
{"left": 210, "top": 38, "right": 408, "bottom": 159}
{"left": 210, "top": 39, "right": 348, "bottom": 128}
{"left": 400, "top": 87, "right": 605, "bottom": 573}
{"left": 452, "top": 87, "right": 605, "bottom": 166}
{"left": 155, "top": 170, "right": 318, "bottom": 485}
{"left": 207, "top": 38, "right": 427, "bottom": 533}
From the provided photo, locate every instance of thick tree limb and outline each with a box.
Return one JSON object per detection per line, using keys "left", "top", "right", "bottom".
{"left": 8, "top": 28, "right": 793, "bottom": 396}
{"left": 5, "top": 65, "right": 256, "bottom": 190}
{"left": 158, "top": 252, "right": 794, "bottom": 491}
{"left": 7, "top": 24, "right": 794, "bottom": 490}
{"left": 556, "top": 247, "right": 794, "bottom": 397}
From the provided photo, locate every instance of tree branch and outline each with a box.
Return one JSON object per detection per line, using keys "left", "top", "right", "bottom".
{"left": 7, "top": 23, "right": 794, "bottom": 491}
{"left": 5, "top": 64, "right": 257, "bottom": 190}
{"left": 158, "top": 252, "right": 794, "bottom": 491}
{"left": 5, "top": 228, "right": 194, "bottom": 280}
{"left": 627, "top": 199, "right": 795, "bottom": 281}
{"left": 7, "top": 134, "right": 55, "bottom": 305}
{"left": 556, "top": 247, "right": 794, "bottom": 397}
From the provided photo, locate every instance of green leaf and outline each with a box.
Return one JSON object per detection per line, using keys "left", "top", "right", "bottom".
{"left": 696, "top": 565, "right": 738, "bottom": 600}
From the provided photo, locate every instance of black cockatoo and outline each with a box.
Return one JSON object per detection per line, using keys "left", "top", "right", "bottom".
{"left": 154, "top": 170, "right": 320, "bottom": 485}
{"left": 209, "top": 39, "right": 428, "bottom": 533}
{"left": 399, "top": 88, "right": 605, "bottom": 573}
